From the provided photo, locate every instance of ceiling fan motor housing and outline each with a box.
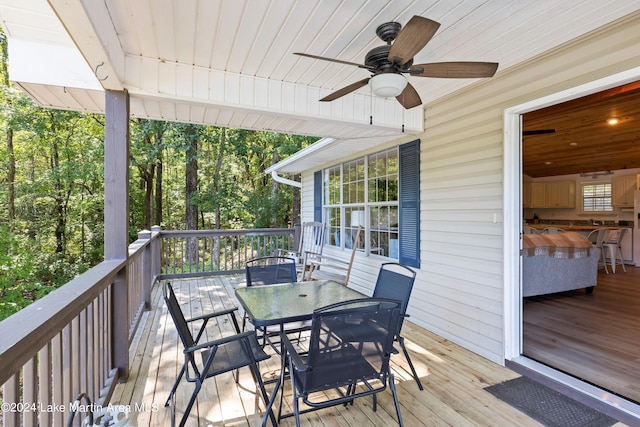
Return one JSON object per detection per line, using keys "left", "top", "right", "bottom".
{"left": 365, "top": 45, "right": 413, "bottom": 73}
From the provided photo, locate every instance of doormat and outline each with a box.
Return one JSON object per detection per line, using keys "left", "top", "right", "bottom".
{"left": 484, "top": 376, "right": 617, "bottom": 427}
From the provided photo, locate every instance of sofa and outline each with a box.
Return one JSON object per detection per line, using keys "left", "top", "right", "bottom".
{"left": 522, "top": 232, "right": 599, "bottom": 297}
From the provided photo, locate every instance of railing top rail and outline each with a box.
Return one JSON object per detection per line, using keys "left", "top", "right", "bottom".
{"left": 159, "top": 228, "right": 294, "bottom": 238}
{"left": 0, "top": 259, "right": 125, "bottom": 386}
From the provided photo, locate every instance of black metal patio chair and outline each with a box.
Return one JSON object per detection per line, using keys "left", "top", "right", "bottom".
{"left": 372, "top": 262, "right": 424, "bottom": 390}
{"left": 244, "top": 256, "right": 309, "bottom": 349}
{"left": 163, "top": 283, "right": 276, "bottom": 427}
{"left": 265, "top": 297, "right": 404, "bottom": 426}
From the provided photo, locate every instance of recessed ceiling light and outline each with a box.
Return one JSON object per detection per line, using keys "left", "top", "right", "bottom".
{"left": 545, "top": 161, "right": 553, "bottom": 165}
{"left": 569, "top": 142, "right": 578, "bottom": 146}
{"left": 607, "top": 117, "right": 620, "bottom": 125}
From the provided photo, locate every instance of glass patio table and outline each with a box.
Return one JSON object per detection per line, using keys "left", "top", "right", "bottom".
{"left": 235, "top": 280, "right": 367, "bottom": 426}
{"left": 235, "top": 279, "right": 365, "bottom": 329}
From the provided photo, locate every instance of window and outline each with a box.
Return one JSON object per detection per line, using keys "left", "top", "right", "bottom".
{"left": 582, "top": 182, "right": 612, "bottom": 212}
{"left": 368, "top": 149, "right": 399, "bottom": 258}
{"left": 322, "top": 148, "right": 398, "bottom": 258}
{"left": 317, "top": 140, "right": 420, "bottom": 267}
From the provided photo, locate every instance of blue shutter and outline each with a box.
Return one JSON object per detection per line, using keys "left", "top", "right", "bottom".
{"left": 399, "top": 140, "right": 420, "bottom": 268}
{"left": 313, "top": 170, "right": 322, "bottom": 222}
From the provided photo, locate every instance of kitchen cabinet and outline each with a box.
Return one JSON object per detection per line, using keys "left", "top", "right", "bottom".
{"left": 529, "top": 182, "right": 546, "bottom": 208}
{"left": 523, "top": 182, "right": 531, "bottom": 208}
{"left": 528, "top": 181, "right": 575, "bottom": 208}
{"left": 611, "top": 174, "right": 637, "bottom": 207}
{"left": 545, "top": 181, "right": 575, "bottom": 208}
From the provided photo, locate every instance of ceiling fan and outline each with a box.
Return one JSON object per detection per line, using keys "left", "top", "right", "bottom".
{"left": 523, "top": 129, "right": 556, "bottom": 136}
{"left": 295, "top": 16, "right": 499, "bottom": 109}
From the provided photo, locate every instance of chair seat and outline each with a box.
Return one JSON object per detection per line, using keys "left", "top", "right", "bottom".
{"left": 200, "top": 333, "right": 269, "bottom": 377}
{"left": 291, "top": 351, "right": 382, "bottom": 395}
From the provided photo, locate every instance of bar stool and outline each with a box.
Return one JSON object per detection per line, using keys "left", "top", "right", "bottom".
{"left": 602, "top": 228, "right": 627, "bottom": 273}
{"left": 587, "top": 228, "right": 609, "bottom": 274}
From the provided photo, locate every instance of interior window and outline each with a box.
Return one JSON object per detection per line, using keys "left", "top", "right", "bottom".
{"left": 582, "top": 182, "right": 612, "bottom": 212}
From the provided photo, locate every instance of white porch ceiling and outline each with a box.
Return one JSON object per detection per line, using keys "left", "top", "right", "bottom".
{"left": 1, "top": 0, "right": 640, "bottom": 171}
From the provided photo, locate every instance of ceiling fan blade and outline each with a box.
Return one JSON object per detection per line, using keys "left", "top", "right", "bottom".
{"left": 388, "top": 16, "right": 440, "bottom": 66}
{"left": 294, "top": 52, "right": 373, "bottom": 70}
{"left": 395, "top": 82, "right": 422, "bottom": 109}
{"left": 523, "top": 129, "right": 556, "bottom": 136}
{"left": 320, "top": 78, "right": 370, "bottom": 102}
{"left": 410, "top": 62, "right": 499, "bottom": 78}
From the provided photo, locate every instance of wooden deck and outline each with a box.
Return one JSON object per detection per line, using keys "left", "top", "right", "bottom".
{"left": 110, "top": 276, "right": 588, "bottom": 426}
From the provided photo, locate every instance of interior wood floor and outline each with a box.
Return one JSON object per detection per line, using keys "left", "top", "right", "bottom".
{"left": 523, "top": 264, "right": 640, "bottom": 404}
{"left": 112, "top": 275, "right": 560, "bottom": 427}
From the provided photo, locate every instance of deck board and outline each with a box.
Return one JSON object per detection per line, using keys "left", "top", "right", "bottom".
{"left": 112, "top": 275, "right": 600, "bottom": 426}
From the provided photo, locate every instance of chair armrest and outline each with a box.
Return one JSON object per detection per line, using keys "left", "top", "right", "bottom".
{"left": 280, "top": 333, "right": 309, "bottom": 372}
{"left": 186, "top": 306, "right": 239, "bottom": 323}
{"left": 185, "top": 330, "right": 259, "bottom": 354}
{"left": 309, "top": 255, "right": 349, "bottom": 270}
{"left": 187, "top": 307, "right": 241, "bottom": 341}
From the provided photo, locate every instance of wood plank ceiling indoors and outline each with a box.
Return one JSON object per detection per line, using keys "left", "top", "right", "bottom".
{"left": 523, "top": 81, "right": 640, "bottom": 178}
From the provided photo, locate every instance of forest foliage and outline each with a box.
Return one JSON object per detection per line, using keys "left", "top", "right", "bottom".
{"left": 0, "top": 29, "right": 315, "bottom": 320}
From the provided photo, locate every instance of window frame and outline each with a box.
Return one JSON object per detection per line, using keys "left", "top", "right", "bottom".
{"left": 581, "top": 180, "right": 613, "bottom": 213}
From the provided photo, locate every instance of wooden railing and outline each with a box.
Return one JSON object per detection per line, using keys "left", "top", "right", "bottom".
{"left": 0, "top": 226, "right": 294, "bottom": 426}
{"left": 160, "top": 227, "right": 295, "bottom": 278}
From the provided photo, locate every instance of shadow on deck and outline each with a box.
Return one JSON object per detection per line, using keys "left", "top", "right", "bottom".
{"left": 112, "top": 275, "right": 544, "bottom": 426}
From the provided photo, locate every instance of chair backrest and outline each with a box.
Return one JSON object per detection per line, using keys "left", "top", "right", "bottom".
{"left": 300, "top": 221, "right": 324, "bottom": 257}
{"left": 303, "top": 298, "right": 401, "bottom": 392}
{"left": 605, "top": 228, "right": 626, "bottom": 245}
{"left": 541, "top": 227, "right": 564, "bottom": 234}
{"left": 164, "top": 283, "right": 195, "bottom": 349}
{"left": 245, "top": 256, "right": 297, "bottom": 286}
{"left": 372, "top": 263, "right": 417, "bottom": 333}
{"left": 587, "top": 228, "right": 608, "bottom": 246}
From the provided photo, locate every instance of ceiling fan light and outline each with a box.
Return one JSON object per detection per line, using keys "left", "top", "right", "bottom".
{"left": 369, "top": 73, "right": 408, "bottom": 97}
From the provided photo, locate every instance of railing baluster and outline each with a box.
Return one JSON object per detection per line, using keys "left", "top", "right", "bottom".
{"left": 52, "top": 332, "right": 63, "bottom": 427}
{"left": 2, "top": 373, "right": 20, "bottom": 427}
{"left": 72, "top": 316, "right": 81, "bottom": 406}
{"left": 39, "top": 344, "right": 52, "bottom": 427}
{"left": 86, "top": 302, "right": 95, "bottom": 403}
{"left": 62, "top": 324, "right": 73, "bottom": 425}
{"left": 80, "top": 308, "right": 88, "bottom": 400}
{"left": 23, "top": 356, "right": 37, "bottom": 427}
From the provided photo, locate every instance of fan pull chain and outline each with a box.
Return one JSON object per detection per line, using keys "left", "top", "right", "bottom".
{"left": 401, "top": 93, "right": 405, "bottom": 133}
{"left": 370, "top": 85, "right": 373, "bottom": 125}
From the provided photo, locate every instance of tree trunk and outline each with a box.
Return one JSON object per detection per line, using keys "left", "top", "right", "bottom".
{"left": 7, "top": 128, "right": 15, "bottom": 225}
{"left": 185, "top": 125, "right": 199, "bottom": 265}
{"left": 51, "top": 134, "right": 66, "bottom": 255}
{"left": 155, "top": 159, "right": 163, "bottom": 226}
{"left": 271, "top": 150, "right": 279, "bottom": 227}
{"left": 212, "top": 128, "right": 226, "bottom": 268}
{"left": 213, "top": 128, "right": 225, "bottom": 230}
{"left": 292, "top": 173, "right": 301, "bottom": 226}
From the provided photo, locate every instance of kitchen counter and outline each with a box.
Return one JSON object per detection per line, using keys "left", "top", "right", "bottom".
{"left": 526, "top": 224, "right": 631, "bottom": 232}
